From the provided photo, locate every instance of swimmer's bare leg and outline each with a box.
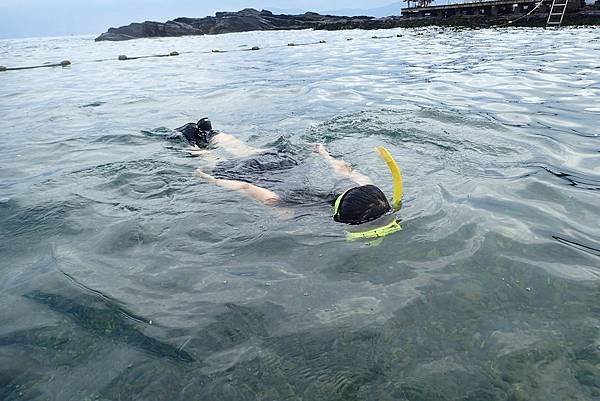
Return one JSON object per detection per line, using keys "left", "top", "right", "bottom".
{"left": 211, "top": 133, "right": 267, "bottom": 158}
{"left": 311, "top": 143, "right": 372, "bottom": 186}
{"left": 196, "top": 168, "right": 280, "bottom": 205}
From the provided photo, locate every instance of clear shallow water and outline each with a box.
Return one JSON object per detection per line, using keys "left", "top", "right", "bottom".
{"left": 1, "top": 27, "right": 600, "bottom": 401}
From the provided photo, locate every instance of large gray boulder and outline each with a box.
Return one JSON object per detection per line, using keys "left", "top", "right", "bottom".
{"left": 96, "top": 20, "right": 203, "bottom": 41}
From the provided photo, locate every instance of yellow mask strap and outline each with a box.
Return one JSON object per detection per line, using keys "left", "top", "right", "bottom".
{"left": 346, "top": 218, "right": 402, "bottom": 241}
{"left": 333, "top": 188, "right": 350, "bottom": 221}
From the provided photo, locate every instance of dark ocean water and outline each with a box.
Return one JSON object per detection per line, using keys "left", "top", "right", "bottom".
{"left": 1, "top": 27, "right": 599, "bottom": 401}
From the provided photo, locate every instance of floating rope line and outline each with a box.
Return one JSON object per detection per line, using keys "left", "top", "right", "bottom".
{"left": 272, "top": 40, "right": 326, "bottom": 47}
{"left": 118, "top": 51, "right": 180, "bottom": 61}
{"left": 1, "top": 60, "right": 71, "bottom": 72}
{"left": 212, "top": 41, "right": 329, "bottom": 51}
{"left": 1, "top": 33, "right": 404, "bottom": 73}
{"left": 209, "top": 45, "right": 263, "bottom": 53}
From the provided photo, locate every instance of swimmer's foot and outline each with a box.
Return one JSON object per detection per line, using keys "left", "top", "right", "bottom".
{"left": 306, "top": 143, "right": 327, "bottom": 154}
{"left": 308, "top": 143, "right": 329, "bottom": 156}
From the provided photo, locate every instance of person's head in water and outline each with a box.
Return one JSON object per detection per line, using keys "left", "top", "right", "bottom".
{"left": 333, "top": 185, "right": 391, "bottom": 225}
{"left": 197, "top": 117, "right": 212, "bottom": 132}
{"left": 195, "top": 117, "right": 216, "bottom": 147}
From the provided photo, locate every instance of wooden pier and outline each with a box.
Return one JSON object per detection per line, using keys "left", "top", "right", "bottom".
{"left": 401, "top": 0, "right": 582, "bottom": 18}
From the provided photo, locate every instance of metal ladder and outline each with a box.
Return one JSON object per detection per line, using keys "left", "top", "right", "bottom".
{"left": 547, "top": 0, "right": 569, "bottom": 26}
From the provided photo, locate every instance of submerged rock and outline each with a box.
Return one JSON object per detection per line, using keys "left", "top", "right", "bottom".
{"left": 23, "top": 290, "right": 195, "bottom": 362}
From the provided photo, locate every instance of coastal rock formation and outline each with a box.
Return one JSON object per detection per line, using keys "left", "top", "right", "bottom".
{"left": 95, "top": 6, "right": 600, "bottom": 41}
{"left": 95, "top": 8, "right": 375, "bottom": 41}
{"left": 95, "top": 20, "right": 204, "bottom": 42}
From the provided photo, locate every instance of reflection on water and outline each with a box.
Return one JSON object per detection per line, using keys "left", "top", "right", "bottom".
{"left": 1, "top": 27, "right": 599, "bottom": 401}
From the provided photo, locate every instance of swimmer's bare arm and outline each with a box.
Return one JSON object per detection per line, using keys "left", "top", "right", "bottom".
{"left": 212, "top": 133, "right": 267, "bottom": 158}
{"left": 196, "top": 169, "right": 280, "bottom": 205}
{"left": 312, "top": 143, "right": 372, "bottom": 186}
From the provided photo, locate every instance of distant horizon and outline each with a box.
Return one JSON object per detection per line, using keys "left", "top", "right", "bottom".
{"left": 0, "top": 1, "right": 404, "bottom": 39}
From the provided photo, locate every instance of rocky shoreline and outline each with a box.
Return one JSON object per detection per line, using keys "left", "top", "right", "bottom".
{"left": 95, "top": 9, "right": 375, "bottom": 41}
{"left": 95, "top": 7, "right": 600, "bottom": 42}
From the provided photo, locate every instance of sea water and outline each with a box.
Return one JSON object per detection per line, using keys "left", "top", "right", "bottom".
{"left": 1, "top": 27, "right": 599, "bottom": 401}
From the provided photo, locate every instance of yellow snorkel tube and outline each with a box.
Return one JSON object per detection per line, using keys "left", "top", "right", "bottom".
{"left": 376, "top": 146, "right": 403, "bottom": 211}
{"left": 333, "top": 146, "right": 403, "bottom": 242}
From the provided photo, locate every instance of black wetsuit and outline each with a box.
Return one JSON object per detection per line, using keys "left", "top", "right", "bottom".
{"left": 175, "top": 123, "right": 217, "bottom": 148}
{"left": 175, "top": 118, "right": 355, "bottom": 206}
{"left": 211, "top": 150, "right": 356, "bottom": 206}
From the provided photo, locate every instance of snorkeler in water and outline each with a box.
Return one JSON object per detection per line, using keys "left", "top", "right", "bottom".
{"left": 176, "top": 117, "right": 215, "bottom": 148}
{"left": 176, "top": 117, "right": 265, "bottom": 157}
{"left": 181, "top": 118, "right": 403, "bottom": 240}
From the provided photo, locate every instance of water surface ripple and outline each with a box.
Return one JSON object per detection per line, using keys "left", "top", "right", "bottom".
{"left": 1, "top": 27, "right": 599, "bottom": 401}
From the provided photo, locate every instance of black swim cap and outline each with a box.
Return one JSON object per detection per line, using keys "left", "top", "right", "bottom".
{"left": 197, "top": 118, "right": 212, "bottom": 132}
{"left": 333, "top": 185, "right": 391, "bottom": 225}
